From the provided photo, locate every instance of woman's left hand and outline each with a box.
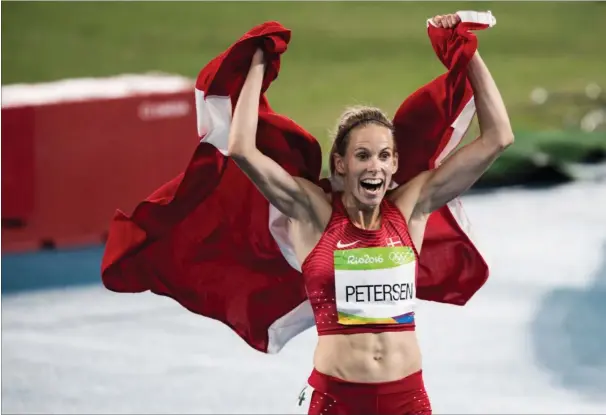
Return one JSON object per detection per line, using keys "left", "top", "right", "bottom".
{"left": 432, "top": 13, "right": 461, "bottom": 28}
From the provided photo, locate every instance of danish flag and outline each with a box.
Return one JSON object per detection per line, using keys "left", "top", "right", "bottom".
{"left": 386, "top": 237, "right": 403, "bottom": 247}
{"left": 102, "top": 13, "right": 495, "bottom": 354}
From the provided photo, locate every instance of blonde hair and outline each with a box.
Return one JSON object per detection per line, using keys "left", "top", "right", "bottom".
{"left": 329, "top": 106, "right": 395, "bottom": 175}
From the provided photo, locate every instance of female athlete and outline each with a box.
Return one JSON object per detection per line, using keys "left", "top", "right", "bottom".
{"left": 228, "top": 13, "right": 513, "bottom": 415}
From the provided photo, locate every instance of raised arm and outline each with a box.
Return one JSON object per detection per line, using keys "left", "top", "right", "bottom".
{"left": 228, "top": 49, "right": 324, "bottom": 223}
{"left": 408, "top": 16, "right": 514, "bottom": 218}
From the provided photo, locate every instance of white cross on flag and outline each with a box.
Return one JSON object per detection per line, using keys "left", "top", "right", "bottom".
{"left": 386, "top": 237, "right": 402, "bottom": 247}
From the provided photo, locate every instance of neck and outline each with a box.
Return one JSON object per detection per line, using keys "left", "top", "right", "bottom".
{"left": 341, "top": 193, "right": 381, "bottom": 230}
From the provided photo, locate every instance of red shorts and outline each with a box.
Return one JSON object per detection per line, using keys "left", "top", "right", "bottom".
{"left": 303, "top": 368, "right": 431, "bottom": 415}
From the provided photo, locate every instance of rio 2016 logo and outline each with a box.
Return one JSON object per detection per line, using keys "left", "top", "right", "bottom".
{"left": 347, "top": 254, "right": 384, "bottom": 265}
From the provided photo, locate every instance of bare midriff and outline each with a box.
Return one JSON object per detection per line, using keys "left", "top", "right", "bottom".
{"left": 313, "top": 331, "right": 422, "bottom": 383}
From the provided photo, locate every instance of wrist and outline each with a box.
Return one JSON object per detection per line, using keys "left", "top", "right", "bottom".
{"left": 250, "top": 60, "right": 266, "bottom": 72}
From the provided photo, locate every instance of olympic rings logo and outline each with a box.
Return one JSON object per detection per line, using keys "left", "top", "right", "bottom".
{"left": 389, "top": 250, "right": 412, "bottom": 265}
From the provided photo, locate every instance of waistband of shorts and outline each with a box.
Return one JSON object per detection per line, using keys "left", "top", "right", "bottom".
{"left": 308, "top": 368, "right": 425, "bottom": 396}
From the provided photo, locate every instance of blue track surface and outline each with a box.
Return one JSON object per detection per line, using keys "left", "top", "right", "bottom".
{"left": 2, "top": 245, "right": 105, "bottom": 294}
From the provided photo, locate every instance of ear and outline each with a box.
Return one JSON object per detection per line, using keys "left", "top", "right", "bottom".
{"left": 334, "top": 153, "right": 346, "bottom": 176}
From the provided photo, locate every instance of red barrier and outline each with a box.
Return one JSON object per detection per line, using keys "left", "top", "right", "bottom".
{"left": 2, "top": 106, "right": 36, "bottom": 224}
{"left": 1, "top": 75, "right": 200, "bottom": 252}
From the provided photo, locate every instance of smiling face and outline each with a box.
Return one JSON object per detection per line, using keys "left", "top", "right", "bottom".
{"left": 333, "top": 123, "right": 398, "bottom": 208}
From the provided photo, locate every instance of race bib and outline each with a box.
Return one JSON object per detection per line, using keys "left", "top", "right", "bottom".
{"left": 334, "top": 246, "right": 416, "bottom": 325}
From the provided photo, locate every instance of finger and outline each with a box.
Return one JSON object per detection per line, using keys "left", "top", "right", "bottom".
{"left": 442, "top": 14, "right": 450, "bottom": 29}
{"left": 447, "top": 14, "right": 456, "bottom": 28}
{"left": 433, "top": 15, "right": 443, "bottom": 27}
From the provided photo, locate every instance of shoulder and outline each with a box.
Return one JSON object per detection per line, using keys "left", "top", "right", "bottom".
{"left": 293, "top": 176, "right": 332, "bottom": 227}
{"left": 387, "top": 170, "right": 433, "bottom": 221}
{"left": 294, "top": 177, "right": 331, "bottom": 202}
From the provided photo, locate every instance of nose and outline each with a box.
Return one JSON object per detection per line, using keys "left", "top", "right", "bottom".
{"left": 367, "top": 157, "right": 380, "bottom": 173}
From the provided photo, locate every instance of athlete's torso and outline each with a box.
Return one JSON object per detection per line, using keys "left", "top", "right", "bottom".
{"left": 300, "top": 192, "right": 419, "bottom": 336}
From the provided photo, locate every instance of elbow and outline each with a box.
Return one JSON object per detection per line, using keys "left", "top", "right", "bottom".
{"left": 227, "top": 143, "right": 243, "bottom": 158}
{"left": 227, "top": 134, "right": 254, "bottom": 158}
{"left": 498, "top": 131, "right": 515, "bottom": 150}
{"left": 485, "top": 129, "right": 514, "bottom": 152}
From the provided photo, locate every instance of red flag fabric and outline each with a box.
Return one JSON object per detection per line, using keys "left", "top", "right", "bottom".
{"left": 102, "top": 12, "right": 496, "bottom": 354}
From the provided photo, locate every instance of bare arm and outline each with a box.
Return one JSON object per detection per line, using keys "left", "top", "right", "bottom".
{"left": 228, "top": 49, "right": 322, "bottom": 223}
{"left": 406, "top": 19, "right": 514, "bottom": 218}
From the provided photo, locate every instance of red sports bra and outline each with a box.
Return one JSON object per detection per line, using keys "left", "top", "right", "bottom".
{"left": 301, "top": 193, "right": 419, "bottom": 336}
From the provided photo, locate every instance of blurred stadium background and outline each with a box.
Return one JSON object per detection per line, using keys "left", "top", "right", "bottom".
{"left": 2, "top": 2, "right": 605, "bottom": 414}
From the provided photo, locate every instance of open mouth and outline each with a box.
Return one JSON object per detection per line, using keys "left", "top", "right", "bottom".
{"left": 360, "top": 178, "right": 384, "bottom": 194}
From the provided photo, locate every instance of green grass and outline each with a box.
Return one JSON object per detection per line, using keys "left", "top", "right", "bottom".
{"left": 3, "top": 1, "right": 606, "bottom": 173}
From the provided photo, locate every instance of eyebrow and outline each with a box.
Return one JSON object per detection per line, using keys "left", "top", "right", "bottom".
{"left": 354, "top": 146, "right": 393, "bottom": 152}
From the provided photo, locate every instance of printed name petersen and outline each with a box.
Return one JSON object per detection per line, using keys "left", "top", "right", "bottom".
{"left": 345, "top": 283, "right": 414, "bottom": 303}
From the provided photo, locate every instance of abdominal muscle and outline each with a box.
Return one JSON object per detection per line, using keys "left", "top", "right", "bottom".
{"left": 313, "top": 331, "right": 422, "bottom": 383}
